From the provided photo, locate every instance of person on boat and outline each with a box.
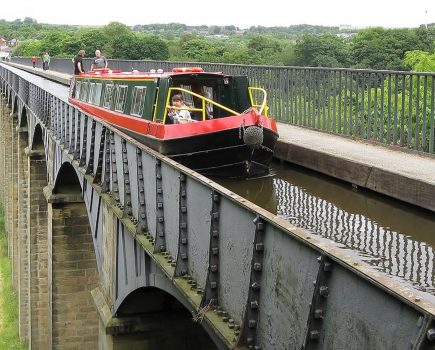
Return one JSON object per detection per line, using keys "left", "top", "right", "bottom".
{"left": 168, "top": 94, "right": 194, "bottom": 124}
{"left": 90, "top": 50, "right": 108, "bottom": 70}
{"left": 73, "top": 50, "right": 86, "bottom": 75}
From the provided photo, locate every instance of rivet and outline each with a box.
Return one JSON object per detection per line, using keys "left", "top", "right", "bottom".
{"left": 253, "top": 263, "right": 262, "bottom": 271}
{"left": 426, "top": 328, "right": 435, "bottom": 341}
{"left": 212, "top": 230, "right": 219, "bottom": 237}
{"left": 210, "top": 281, "right": 217, "bottom": 289}
{"left": 255, "top": 243, "right": 264, "bottom": 252}
{"left": 248, "top": 320, "right": 257, "bottom": 329}
{"left": 310, "top": 330, "right": 320, "bottom": 340}
{"left": 212, "top": 247, "right": 219, "bottom": 255}
{"left": 251, "top": 282, "right": 260, "bottom": 291}
{"left": 250, "top": 300, "right": 259, "bottom": 309}
{"left": 212, "top": 212, "right": 219, "bottom": 219}
{"left": 319, "top": 286, "right": 329, "bottom": 297}
{"left": 211, "top": 264, "right": 218, "bottom": 272}
{"left": 314, "top": 309, "right": 323, "bottom": 319}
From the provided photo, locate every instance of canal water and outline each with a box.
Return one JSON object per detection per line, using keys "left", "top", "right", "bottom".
{"left": 216, "top": 160, "right": 435, "bottom": 295}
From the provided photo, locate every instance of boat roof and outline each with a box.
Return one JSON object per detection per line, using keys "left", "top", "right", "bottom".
{"left": 77, "top": 67, "right": 231, "bottom": 80}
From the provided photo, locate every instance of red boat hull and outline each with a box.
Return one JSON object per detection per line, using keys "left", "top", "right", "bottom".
{"left": 70, "top": 98, "right": 278, "bottom": 178}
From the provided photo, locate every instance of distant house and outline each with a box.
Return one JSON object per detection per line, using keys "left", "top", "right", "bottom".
{"left": 0, "top": 38, "right": 6, "bottom": 47}
{"left": 0, "top": 46, "right": 12, "bottom": 61}
{"left": 8, "top": 38, "right": 17, "bottom": 47}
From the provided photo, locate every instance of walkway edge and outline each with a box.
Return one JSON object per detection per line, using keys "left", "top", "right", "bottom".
{"left": 275, "top": 138, "right": 435, "bottom": 213}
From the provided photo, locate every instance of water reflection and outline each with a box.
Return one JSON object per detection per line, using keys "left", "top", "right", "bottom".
{"left": 216, "top": 160, "right": 435, "bottom": 293}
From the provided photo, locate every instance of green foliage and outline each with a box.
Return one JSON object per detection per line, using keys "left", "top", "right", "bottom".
{"left": 403, "top": 50, "right": 435, "bottom": 72}
{"left": 247, "top": 35, "right": 282, "bottom": 53}
{"left": 13, "top": 39, "right": 43, "bottom": 57}
{"left": 351, "top": 28, "right": 425, "bottom": 70}
{"left": 181, "top": 39, "right": 217, "bottom": 61}
{"left": 0, "top": 206, "right": 27, "bottom": 350}
{"left": 293, "top": 34, "right": 351, "bottom": 67}
{"left": 2, "top": 18, "right": 435, "bottom": 68}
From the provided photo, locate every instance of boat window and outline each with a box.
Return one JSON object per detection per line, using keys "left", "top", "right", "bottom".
{"left": 88, "top": 83, "right": 95, "bottom": 103}
{"left": 202, "top": 86, "right": 214, "bottom": 119}
{"left": 75, "top": 81, "right": 82, "bottom": 99}
{"left": 131, "top": 86, "right": 147, "bottom": 117}
{"left": 170, "top": 83, "right": 216, "bottom": 120}
{"left": 179, "top": 84, "right": 194, "bottom": 107}
{"left": 80, "top": 82, "right": 89, "bottom": 101}
{"left": 103, "top": 84, "right": 114, "bottom": 109}
{"left": 92, "top": 83, "right": 103, "bottom": 106}
{"left": 114, "top": 85, "right": 128, "bottom": 112}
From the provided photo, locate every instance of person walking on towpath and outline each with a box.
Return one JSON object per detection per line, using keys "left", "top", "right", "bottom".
{"left": 31, "top": 56, "right": 37, "bottom": 68}
{"left": 42, "top": 52, "right": 50, "bottom": 70}
{"left": 90, "top": 50, "right": 108, "bottom": 70}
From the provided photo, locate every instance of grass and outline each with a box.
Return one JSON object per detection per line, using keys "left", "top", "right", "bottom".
{"left": 0, "top": 205, "right": 27, "bottom": 350}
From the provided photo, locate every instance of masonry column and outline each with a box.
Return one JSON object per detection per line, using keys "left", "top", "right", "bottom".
{"left": 17, "top": 125, "right": 30, "bottom": 342}
{"left": 44, "top": 186, "right": 99, "bottom": 350}
{"left": 2, "top": 100, "right": 12, "bottom": 256}
{"left": 94, "top": 201, "right": 117, "bottom": 350}
{"left": 12, "top": 111, "right": 19, "bottom": 291}
{"left": 0, "top": 94, "right": 6, "bottom": 204}
{"left": 28, "top": 147, "right": 49, "bottom": 350}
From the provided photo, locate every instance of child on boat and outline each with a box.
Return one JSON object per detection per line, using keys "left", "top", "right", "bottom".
{"left": 168, "top": 94, "right": 195, "bottom": 124}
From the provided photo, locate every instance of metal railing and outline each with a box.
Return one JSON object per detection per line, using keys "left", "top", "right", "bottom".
{"left": 10, "top": 57, "right": 435, "bottom": 154}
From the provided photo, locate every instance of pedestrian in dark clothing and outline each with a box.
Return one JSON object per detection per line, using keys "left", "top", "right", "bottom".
{"left": 73, "top": 50, "right": 86, "bottom": 75}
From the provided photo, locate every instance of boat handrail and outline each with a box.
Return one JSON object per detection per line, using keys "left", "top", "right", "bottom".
{"left": 248, "top": 87, "right": 268, "bottom": 116}
{"left": 163, "top": 87, "right": 241, "bottom": 124}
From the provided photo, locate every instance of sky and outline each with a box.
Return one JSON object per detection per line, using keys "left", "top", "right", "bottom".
{"left": 2, "top": 0, "right": 435, "bottom": 29}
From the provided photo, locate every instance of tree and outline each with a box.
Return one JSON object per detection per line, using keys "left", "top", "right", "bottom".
{"left": 247, "top": 35, "right": 282, "bottom": 53}
{"left": 403, "top": 50, "right": 435, "bottom": 72}
{"left": 13, "top": 39, "right": 43, "bottom": 57}
{"left": 39, "top": 31, "right": 70, "bottom": 56}
{"left": 351, "top": 28, "right": 423, "bottom": 70}
{"left": 181, "top": 39, "right": 216, "bottom": 61}
{"left": 293, "top": 34, "right": 350, "bottom": 67}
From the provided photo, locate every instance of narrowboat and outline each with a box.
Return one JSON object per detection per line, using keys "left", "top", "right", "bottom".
{"left": 68, "top": 67, "right": 279, "bottom": 178}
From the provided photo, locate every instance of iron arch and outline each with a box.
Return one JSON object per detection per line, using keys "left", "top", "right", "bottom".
{"left": 53, "top": 162, "right": 81, "bottom": 195}
{"left": 31, "top": 124, "right": 44, "bottom": 151}
{"left": 19, "top": 106, "right": 28, "bottom": 128}
{"left": 114, "top": 286, "right": 218, "bottom": 350}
